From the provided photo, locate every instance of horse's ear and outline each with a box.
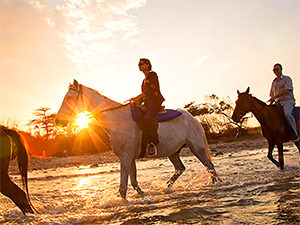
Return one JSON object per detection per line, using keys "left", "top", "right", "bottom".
{"left": 73, "top": 79, "right": 79, "bottom": 89}
{"left": 246, "top": 87, "right": 250, "bottom": 94}
{"left": 237, "top": 90, "right": 240, "bottom": 95}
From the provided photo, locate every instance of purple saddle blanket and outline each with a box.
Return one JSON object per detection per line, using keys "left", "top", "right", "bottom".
{"left": 293, "top": 107, "right": 300, "bottom": 120}
{"left": 130, "top": 104, "right": 182, "bottom": 122}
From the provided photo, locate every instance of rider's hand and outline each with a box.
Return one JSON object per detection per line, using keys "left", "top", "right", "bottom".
{"left": 267, "top": 97, "right": 275, "bottom": 105}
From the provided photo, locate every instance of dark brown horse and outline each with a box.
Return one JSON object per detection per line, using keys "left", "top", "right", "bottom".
{"left": 0, "top": 126, "right": 36, "bottom": 214}
{"left": 232, "top": 88, "right": 300, "bottom": 170}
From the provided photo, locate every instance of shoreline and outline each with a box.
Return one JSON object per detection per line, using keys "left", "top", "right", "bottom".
{"left": 8, "top": 137, "right": 296, "bottom": 174}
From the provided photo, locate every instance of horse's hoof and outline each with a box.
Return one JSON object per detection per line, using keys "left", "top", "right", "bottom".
{"left": 277, "top": 165, "right": 284, "bottom": 171}
{"left": 122, "top": 198, "right": 129, "bottom": 205}
{"left": 138, "top": 190, "right": 145, "bottom": 195}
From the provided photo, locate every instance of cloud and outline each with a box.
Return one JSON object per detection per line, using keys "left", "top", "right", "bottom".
{"left": 28, "top": 0, "right": 147, "bottom": 74}
{"left": 189, "top": 54, "right": 210, "bottom": 70}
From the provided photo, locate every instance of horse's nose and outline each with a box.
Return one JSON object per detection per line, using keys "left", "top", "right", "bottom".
{"left": 231, "top": 113, "right": 239, "bottom": 122}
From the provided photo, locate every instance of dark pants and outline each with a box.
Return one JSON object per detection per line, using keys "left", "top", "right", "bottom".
{"left": 142, "top": 103, "right": 161, "bottom": 146}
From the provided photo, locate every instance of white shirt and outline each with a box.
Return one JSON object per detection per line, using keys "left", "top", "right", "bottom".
{"left": 270, "top": 74, "right": 295, "bottom": 105}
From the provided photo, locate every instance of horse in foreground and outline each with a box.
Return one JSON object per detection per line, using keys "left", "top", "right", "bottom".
{"left": 0, "top": 126, "right": 35, "bottom": 214}
{"left": 55, "top": 80, "right": 221, "bottom": 201}
{"left": 232, "top": 87, "right": 300, "bottom": 170}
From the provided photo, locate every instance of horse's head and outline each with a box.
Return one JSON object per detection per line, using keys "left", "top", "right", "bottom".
{"left": 55, "top": 79, "right": 86, "bottom": 127}
{"left": 232, "top": 87, "right": 252, "bottom": 122}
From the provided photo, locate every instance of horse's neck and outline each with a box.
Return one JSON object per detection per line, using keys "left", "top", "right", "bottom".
{"left": 248, "top": 96, "right": 271, "bottom": 127}
{"left": 83, "top": 86, "right": 131, "bottom": 130}
{"left": 83, "top": 86, "right": 121, "bottom": 112}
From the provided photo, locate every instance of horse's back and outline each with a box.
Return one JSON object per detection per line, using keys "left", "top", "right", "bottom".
{"left": 158, "top": 109, "right": 204, "bottom": 139}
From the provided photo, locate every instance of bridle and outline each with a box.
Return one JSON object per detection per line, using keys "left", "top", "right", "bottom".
{"left": 235, "top": 94, "right": 266, "bottom": 121}
{"left": 68, "top": 85, "right": 84, "bottom": 115}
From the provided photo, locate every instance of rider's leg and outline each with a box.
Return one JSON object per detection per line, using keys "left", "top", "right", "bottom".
{"left": 144, "top": 104, "right": 160, "bottom": 155}
{"left": 282, "top": 101, "right": 299, "bottom": 140}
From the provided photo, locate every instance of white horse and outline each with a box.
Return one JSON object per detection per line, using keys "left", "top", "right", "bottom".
{"left": 55, "top": 80, "right": 221, "bottom": 201}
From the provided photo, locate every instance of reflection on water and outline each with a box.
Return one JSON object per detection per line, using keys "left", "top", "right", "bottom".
{"left": 273, "top": 176, "right": 300, "bottom": 224}
{"left": 0, "top": 146, "right": 299, "bottom": 224}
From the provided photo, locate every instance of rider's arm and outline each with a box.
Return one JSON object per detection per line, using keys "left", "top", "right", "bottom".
{"left": 269, "top": 89, "right": 292, "bottom": 104}
{"left": 130, "top": 93, "right": 145, "bottom": 103}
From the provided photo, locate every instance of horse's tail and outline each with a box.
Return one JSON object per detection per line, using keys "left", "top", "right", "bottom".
{"left": 201, "top": 127, "right": 211, "bottom": 161}
{"left": 7, "top": 129, "right": 37, "bottom": 213}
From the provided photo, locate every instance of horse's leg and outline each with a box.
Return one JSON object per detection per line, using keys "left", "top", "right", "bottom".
{"left": 277, "top": 143, "right": 284, "bottom": 170}
{"left": 119, "top": 160, "right": 131, "bottom": 202}
{"left": 187, "top": 140, "right": 218, "bottom": 184}
{"left": 167, "top": 152, "right": 186, "bottom": 188}
{"left": 267, "top": 142, "right": 280, "bottom": 167}
{"left": 0, "top": 137, "right": 33, "bottom": 214}
{"left": 0, "top": 174, "right": 34, "bottom": 214}
{"left": 129, "top": 160, "right": 144, "bottom": 195}
{"left": 294, "top": 141, "right": 300, "bottom": 153}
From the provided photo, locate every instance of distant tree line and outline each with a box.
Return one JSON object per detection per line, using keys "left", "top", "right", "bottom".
{"left": 1, "top": 94, "right": 259, "bottom": 157}
{"left": 2, "top": 107, "right": 111, "bottom": 158}
{"left": 184, "top": 94, "right": 250, "bottom": 139}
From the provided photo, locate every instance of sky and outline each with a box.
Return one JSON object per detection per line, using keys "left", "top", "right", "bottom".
{"left": 1, "top": 0, "right": 299, "bottom": 130}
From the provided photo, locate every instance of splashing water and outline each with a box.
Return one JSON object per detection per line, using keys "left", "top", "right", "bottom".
{"left": 1, "top": 146, "right": 299, "bottom": 224}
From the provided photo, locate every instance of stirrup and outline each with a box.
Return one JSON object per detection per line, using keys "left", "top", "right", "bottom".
{"left": 147, "top": 143, "right": 157, "bottom": 156}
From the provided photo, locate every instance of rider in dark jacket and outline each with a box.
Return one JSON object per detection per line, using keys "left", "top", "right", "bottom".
{"left": 131, "top": 58, "right": 165, "bottom": 155}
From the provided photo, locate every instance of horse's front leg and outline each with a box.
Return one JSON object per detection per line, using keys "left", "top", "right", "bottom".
{"left": 130, "top": 160, "right": 144, "bottom": 195}
{"left": 119, "top": 160, "right": 131, "bottom": 202}
{"left": 277, "top": 143, "right": 284, "bottom": 170}
{"left": 267, "top": 141, "right": 279, "bottom": 167}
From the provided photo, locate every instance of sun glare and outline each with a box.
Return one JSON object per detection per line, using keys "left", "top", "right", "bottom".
{"left": 75, "top": 111, "right": 93, "bottom": 130}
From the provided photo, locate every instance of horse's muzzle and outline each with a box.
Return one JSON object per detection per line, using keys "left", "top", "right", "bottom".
{"left": 231, "top": 113, "right": 240, "bottom": 123}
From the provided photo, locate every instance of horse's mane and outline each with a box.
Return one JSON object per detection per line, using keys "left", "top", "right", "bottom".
{"left": 249, "top": 94, "right": 267, "bottom": 107}
{"left": 81, "top": 84, "right": 123, "bottom": 105}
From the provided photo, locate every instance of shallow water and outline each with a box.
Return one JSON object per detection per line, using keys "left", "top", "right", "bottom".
{"left": 1, "top": 146, "right": 299, "bottom": 224}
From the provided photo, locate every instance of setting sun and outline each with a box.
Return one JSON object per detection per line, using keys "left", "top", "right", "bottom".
{"left": 75, "top": 111, "right": 94, "bottom": 130}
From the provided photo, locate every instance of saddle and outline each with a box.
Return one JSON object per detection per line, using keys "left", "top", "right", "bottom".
{"left": 275, "top": 105, "right": 300, "bottom": 120}
{"left": 293, "top": 107, "right": 300, "bottom": 120}
{"left": 130, "top": 103, "right": 182, "bottom": 123}
{"left": 274, "top": 105, "right": 300, "bottom": 140}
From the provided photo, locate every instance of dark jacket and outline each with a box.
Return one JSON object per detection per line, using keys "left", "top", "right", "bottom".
{"left": 141, "top": 71, "right": 165, "bottom": 106}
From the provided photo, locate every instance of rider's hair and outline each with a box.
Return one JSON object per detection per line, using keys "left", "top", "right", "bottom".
{"left": 274, "top": 63, "right": 283, "bottom": 70}
{"left": 140, "top": 58, "right": 152, "bottom": 71}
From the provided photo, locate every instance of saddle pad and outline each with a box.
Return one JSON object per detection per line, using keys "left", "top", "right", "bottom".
{"left": 293, "top": 106, "right": 300, "bottom": 120}
{"left": 130, "top": 104, "right": 182, "bottom": 122}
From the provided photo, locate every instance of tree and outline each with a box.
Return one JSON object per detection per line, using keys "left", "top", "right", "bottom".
{"left": 184, "top": 94, "right": 249, "bottom": 137}
{"left": 27, "top": 107, "right": 57, "bottom": 139}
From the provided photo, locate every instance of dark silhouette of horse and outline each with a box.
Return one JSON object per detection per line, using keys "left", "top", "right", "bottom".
{"left": 232, "top": 88, "right": 300, "bottom": 170}
{"left": 0, "top": 126, "right": 36, "bottom": 214}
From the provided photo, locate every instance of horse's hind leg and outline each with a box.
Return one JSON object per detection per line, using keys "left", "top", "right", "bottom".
{"left": 129, "top": 160, "right": 144, "bottom": 195}
{"left": 0, "top": 137, "right": 33, "bottom": 214}
{"left": 294, "top": 141, "right": 300, "bottom": 153}
{"left": 0, "top": 175, "right": 34, "bottom": 214}
{"left": 167, "top": 152, "right": 186, "bottom": 188}
{"left": 277, "top": 143, "right": 284, "bottom": 170}
{"left": 187, "top": 140, "right": 218, "bottom": 184}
